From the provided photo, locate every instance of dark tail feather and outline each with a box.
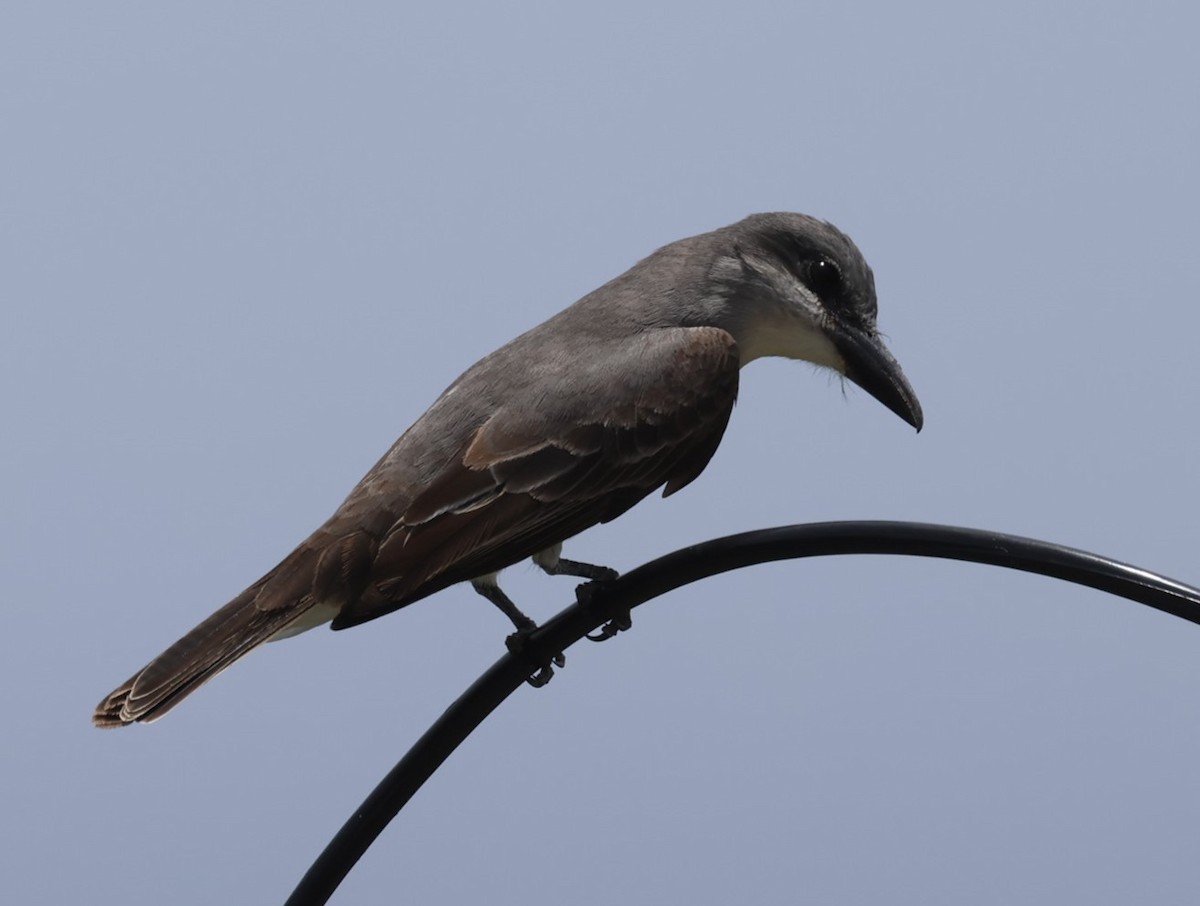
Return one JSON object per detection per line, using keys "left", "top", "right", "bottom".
{"left": 93, "top": 596, "right": 281, "bottom": 726}
{"left": 92, "top": 544, "right": 335, "bottom": 728}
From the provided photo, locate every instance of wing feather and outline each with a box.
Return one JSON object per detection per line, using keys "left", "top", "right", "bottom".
{"left": 332, "top": 326, "right": 739, "bottom": 628}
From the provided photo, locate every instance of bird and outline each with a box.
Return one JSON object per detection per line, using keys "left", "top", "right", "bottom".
{"left": 93, "top": 212, "right": 922, "bottom": 727}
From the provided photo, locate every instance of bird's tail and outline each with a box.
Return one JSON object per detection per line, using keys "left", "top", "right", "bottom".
{"left": 92, "top": 544, "right": 334, "bottom": 727}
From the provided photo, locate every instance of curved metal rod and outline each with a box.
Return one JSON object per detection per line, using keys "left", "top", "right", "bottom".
{"left": 284, "top": 521, "right": 1200, "bottom": 905}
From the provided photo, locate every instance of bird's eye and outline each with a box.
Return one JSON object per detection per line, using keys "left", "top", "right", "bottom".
{"left": 806, "top": 257, "right": 842, "bottom": 296}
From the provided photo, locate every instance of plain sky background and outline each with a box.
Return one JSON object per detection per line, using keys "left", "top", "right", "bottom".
{"left": 4, "top": 2, "right": 1199, "bottom": 904}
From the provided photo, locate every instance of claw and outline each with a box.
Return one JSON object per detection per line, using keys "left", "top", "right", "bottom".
{"left": 525, "top": 665, "right": 555, "bottom": 688}
{"left": 586, "top": 609, "right": 632, "bottom": 642}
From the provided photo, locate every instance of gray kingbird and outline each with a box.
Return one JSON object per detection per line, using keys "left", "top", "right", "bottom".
{"left": 95, "top": 212, "right": 922, "bottom": 726}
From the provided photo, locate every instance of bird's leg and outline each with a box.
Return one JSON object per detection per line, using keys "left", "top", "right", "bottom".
{"left": 532, "top": 546, "right": 630, "bottom": 642}
{"left": 538, "top": 555, "right": 619, "bottom": 583}
{"left": 532, "top": 544, "right": 619, "bottom": 582}
{"left": 471, "top": 575, "right": 536, "bottom": 632}
{"left": 471, "top": 576, "right": 563, "bottom": 687}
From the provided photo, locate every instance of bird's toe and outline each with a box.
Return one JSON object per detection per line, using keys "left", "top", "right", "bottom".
{"left": 505, "top": 627, "right": 565, "bottom": 687}
{"left": 586, "top": 609, "right": 633, "bottom": 642}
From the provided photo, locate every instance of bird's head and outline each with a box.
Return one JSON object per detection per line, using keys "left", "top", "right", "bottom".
{"left": 717, "top": 212, "right": 923, "bottom": 432}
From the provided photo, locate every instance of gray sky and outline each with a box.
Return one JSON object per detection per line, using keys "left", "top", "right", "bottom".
{"left": 5, "top": 2, "right": 1200, "bottom": 903}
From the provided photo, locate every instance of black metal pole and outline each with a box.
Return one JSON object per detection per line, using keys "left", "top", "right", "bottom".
{"left": 285, "top": 521, "right": 1200, "bottom": 905}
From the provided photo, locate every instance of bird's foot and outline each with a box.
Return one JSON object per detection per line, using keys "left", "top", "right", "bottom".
{"left": 474, "top": 578, "right": 564, "bottom": 684}
{"left": 572, "top": 577, "right": 631, "bottom": 642}
{"left": 506, "top": 623, "right": 565, "bottom": 688}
